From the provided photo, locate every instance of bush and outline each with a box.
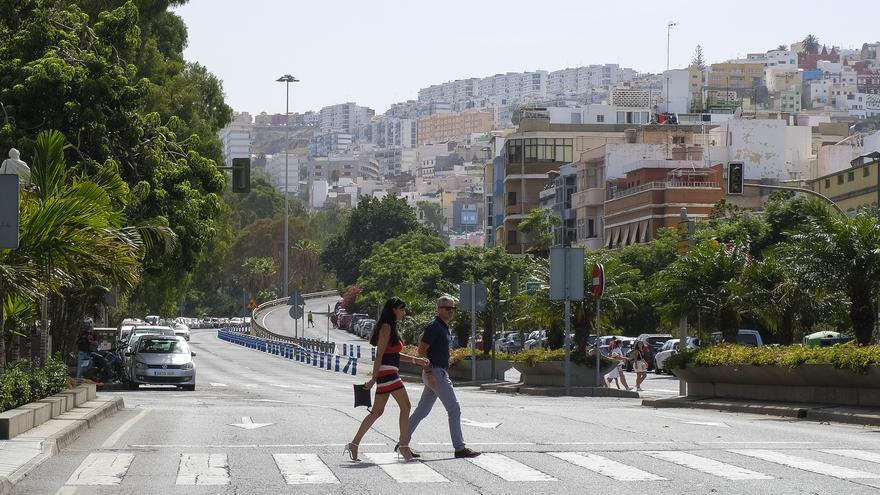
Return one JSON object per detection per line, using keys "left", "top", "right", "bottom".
{"left": 510, "top": 348, "right": 614, "bottom": 368}
{"left": 665, "top": 343, "right": 880, "bottom": 374}
{"left": 0, "top": 355, "right": 70, "bottom": 413}
{"left": 399, "top": 345, "right": 513, "bottom": 365}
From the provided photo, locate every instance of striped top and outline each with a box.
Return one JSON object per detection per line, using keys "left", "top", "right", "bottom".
{"left": 375, "top": 338, "right": 404, "bottom": 394}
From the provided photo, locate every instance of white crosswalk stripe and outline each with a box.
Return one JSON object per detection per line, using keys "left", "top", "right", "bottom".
{"left": 644, "top": 451, "right": 772, "bottom": 480}
{"left": 550, "top": 452, "right": 666, "bottom": 481}
{"left": 273, "top": 453, "right": 339, "bottom": 484}
{"left": 821, "top": 449, "right": 880, "bottom": 464}
{"left": 66, "top": 453, "right": 135, "bottom": 485}
{"left": 730, "top": 449, "right": 880, "bottom": 479}
{"left": 176, "top": 453, "right": 229, "bottom": 485}
{"left": 363, "top": 453, "right": 449, "bottom": 483}
{"left": 468, "top": 453, "right": 556, "bottom": 481}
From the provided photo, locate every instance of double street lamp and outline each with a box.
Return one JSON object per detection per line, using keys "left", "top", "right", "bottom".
{"left": 276, "top": 74, "right": 299, "bottom": 298}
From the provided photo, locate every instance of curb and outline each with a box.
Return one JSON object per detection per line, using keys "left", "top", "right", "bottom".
{"left": 641, "top": 396, "right": 880, "bottom": 426}
{"left": 0, "top": 396, "right": 124, "bottom": 495}
{"left": 480, "top": 381, "right": 640, "bottom": 398}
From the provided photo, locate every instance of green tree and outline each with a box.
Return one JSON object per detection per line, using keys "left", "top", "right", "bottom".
{"left": 417, "top": 201, "right": 445, "bottom": 233}
{"left": 517, "top": 208, "right": 560, "bottom": 255}
{"left": 691, "top": 45, "right": 707, "bottom": 70}
{"left": 242, "top": 257, "right": 276, "bottom": 302}
{"left": 322, "top": 195, "right": 419, "bottom": 286}
{"left": 801, "top": 34, "right": 820, "bottom": 54}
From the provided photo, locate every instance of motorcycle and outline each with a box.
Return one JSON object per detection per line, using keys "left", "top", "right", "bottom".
{"left": 85, "top": 347, "right": 127, "bottom": 384}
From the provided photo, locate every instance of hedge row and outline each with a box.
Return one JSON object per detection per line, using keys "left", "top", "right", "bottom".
{"left": 0, "top": 355, "right": 68, "bottom": 412}
{"left": 665, "top": 343, "right": 880, "bottom": 374}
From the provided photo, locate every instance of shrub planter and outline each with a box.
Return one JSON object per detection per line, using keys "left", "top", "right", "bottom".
{"left": 449, "top": 359, "right": 512, "bottom": 381}
{"left": 674, "top": 364, "right": 880, "bottom": 407}
{"left": 513, "top": 360, "right": 618, "bottom": 387}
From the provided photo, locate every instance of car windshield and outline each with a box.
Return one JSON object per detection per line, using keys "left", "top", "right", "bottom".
{"left": 138, "top": 339, "right": 188, "bottom": 354}
{"left": 737, "top": 334, "right": 758, "bottom": 346}
{"left": 647, "top": 337, "right": 672, "bottom": 345}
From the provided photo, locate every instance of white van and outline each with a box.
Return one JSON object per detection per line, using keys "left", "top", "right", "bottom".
{"left": 710, "top": 329, "right": 764, "bottom": 346}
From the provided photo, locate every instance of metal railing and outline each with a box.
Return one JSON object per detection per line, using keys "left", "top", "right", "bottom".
{"left": 608, "top": 181, "right": 721, "bottom": 200}
{"left": 250, "top": 290, "right": 338, "bottom": 354}
{"left": 217, "top": 328, "right": 359, "bottom": 375}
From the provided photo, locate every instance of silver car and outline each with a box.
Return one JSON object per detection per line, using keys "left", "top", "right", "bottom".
{"left": 126, "top": 336, "right": 196, "bottom": 390}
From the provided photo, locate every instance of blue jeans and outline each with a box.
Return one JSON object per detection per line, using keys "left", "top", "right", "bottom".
{"left": 76, "top": 351, "right": 91, "bottom": 384}
{"left": 408, "top": 368, "right": 465, "bottom": 451}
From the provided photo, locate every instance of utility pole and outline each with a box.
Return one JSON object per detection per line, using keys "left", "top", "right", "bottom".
{"left": 276, "top": 75, "right": 299, "bottom": 299}
{"left": 677, "top": 207, "right": 690, "bottom": 396}
{"left": 666, "top": 21, "right": 678, "bottom": 114}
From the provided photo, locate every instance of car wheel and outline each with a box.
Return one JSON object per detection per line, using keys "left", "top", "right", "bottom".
{"left": 654, "top": 366, "right": 662, "bottom": 374}
{"left": 126, "top": 381, "right": 139, "bottom": 390}
{"left": 181, "top": 384, "right": 195, "bottom": 391}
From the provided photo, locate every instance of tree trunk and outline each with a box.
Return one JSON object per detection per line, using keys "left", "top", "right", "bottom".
{"left": 547, "top": 320, "right": 564, "bottom": 349}
{"left": 720, "top": 306, "right": 740, "bottom": 343}
{"left": 851, "top": 291, "right": 875, "bottom": 345}
{"left": 777, "top": 311, "right": 795, "bottom": 345}
{"left": 0, "top": 294, "right": 5, "bottom": 373}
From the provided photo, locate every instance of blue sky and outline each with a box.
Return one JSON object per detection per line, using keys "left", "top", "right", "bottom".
{"left": 174, "top": 0, "right": 879, "bottom": 115}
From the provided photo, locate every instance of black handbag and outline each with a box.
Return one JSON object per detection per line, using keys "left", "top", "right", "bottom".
{"left": 353, "top": 383, "right": 372, "bottom": 411}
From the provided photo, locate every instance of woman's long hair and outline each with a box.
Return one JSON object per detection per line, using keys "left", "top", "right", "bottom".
{"left": 370, "top": 297, "right": 406, "bottom": 346}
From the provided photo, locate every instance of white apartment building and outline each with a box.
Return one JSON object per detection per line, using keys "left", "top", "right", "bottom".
{"left": 319, "top": 102, "right": 375, "bottom": 139}
{"left": 264, "top": 153, "right": 301, "bottom": 194}
{"left": 545, "top": 105, "right": 651, "bottom": 125}
{"left": 369, "top": 117, "right": 417, "bottom": 149}
{"left": 662, "top": 68, "right": 692, "bottom": 114}
{"left": 746, "top": 49, "right": 798, "bottom": 69}
{"left": 218, "top": 121, "right": 252, "bottom": 167}
{"left": 709, "top": 119, "right": 812, "bottom": 180}
{"left": 418, "top": 78, "right": 480, "bottom": 104}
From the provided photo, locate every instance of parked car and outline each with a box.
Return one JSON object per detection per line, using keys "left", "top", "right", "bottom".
{"left": 360, "top": 320, "right": 376, "bottom": 339}
{"left": 654, "top": 337, "right": 701, "bottom": 374}
{"left": 524, "top": 330, "right": 546, "bottom": 350}
{"left": 349, "top": 314, "right": 371, "bottom": 336}
{"left": 173, "top": 323, "right": 191, "bottom": 341}
{"left": 338, "top": 312, "right": 353, "bottom": 330}
{"left": 709, "top": 329, "right": 764, "bottom": 346}
{"left": 499, "top": 333, "right": 522, "bottom": 353}
{"left": 126, "top": 335, "right": 196, "bottom": 390}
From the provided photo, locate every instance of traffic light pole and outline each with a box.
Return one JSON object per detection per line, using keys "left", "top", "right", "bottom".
{"left": 742, "top": 183, "right": 844, "bottom": 214}
{"left": 678, "top": 208, "right": 689, "bottom": 397}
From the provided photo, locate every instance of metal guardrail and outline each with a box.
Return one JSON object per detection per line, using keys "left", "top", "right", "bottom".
{"left": 250, "top": 290, "right": 339, "bottom": 354}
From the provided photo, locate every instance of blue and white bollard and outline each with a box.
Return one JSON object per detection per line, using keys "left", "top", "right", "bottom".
{"left": 320, "top": 352, "right": 325, "bottom": 368}
{"left": 371, "top": 347, "right": 376, "bottom": 361}
{"left": 313, "top": 350, "right": 318, "bottom": 367}
{"left": 335, "top": 355, "right": 340, "bottom": 372}
{"left": 349, "top": 345, "right": 353, "bottom": 357}
{"left": 326, "top": 354, "right": 332, "bottom": 370}
{"left": 351, "top": 358, "right": 358, "bottom": 376}
{"left": 342, "top": 343, "right": 347, "bottom": 356}
{"left": 342, "top": 358, "right": 351, "bottom": 374}
{"left": 357, "top": 345, "right": 361, "bottom": 359}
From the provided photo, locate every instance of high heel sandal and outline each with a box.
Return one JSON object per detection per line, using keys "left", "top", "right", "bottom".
{"left": 396, "top": 444, "right": 416, "bottom": 462}
{"left": 343, "top": 442, "right": 360, "bottom": 462}
{"left": 394, "top": 443, "right": 421, "bottom": 458}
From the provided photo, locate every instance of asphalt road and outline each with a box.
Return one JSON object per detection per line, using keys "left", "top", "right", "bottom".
{"left": 15, "top": 304, "right": 880, "bottom": 494}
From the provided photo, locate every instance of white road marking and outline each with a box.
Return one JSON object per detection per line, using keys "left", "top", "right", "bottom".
{"left": 273, "top": 453, "right": 339, "bottom": 484}
{"left": 176, "top": 453, "right": 229, "bottom": 485}
{"left": 550, "top": 452, "right": 666, "bottom": 481}
{"left": 364, "top": 453, "right": 449, "bottom": 483}
{"left": 698, "top": 441, "right": 817, "bottom": 445}
{"left": 683, "top": 421, "right": 730, "bottom": 428}
{"left": 66, "top": 453, "right": 135, "bottom": 485}
{"left": 469, "top": 453, "right": 556, "bottom": 481}
{"left": 128, "top": 443, "right": 387, "bottom": 448}
{"left": 53, "top": 487, "right": 77, "bottom": 495}
{"left": 822, "top": 449, "right": 880, "bottom": 464}
{"left": 101, "top": 408, "right": 150, "bottom": 448}
{"left": 645, "top": 451, "right": 772, "bottom": 480}
{"left": 461, "top": 418, "right": 501, "bottom": 429}
{"left": 209, "top": 383, "right": 228, "bottom": 387}
{"left": 730, "top": 449, "right": 880, "bottom": 479}
{"left": 229, "top": 416, "right": 273, "bottom": 430}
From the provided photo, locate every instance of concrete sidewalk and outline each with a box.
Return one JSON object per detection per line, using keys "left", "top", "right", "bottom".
{"left": 642, "top": 396, "right": 880, "bottom": 426}
{"left": 0, "top": 391, "right": 124, "bottom": 495}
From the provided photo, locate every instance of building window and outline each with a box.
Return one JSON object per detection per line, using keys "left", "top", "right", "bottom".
{"left": 825, "top": 178, "right": 831, "bottom": 188}
{"left": 848, "top": 171, "right": 855, "bottom": 182}
{"left": 507, "top": 229, "right": 517, "bottom": 245}
{"left": 864, "top": 167, "right": 870, "bottom": 177}
{"left": 837, "top": 174, "right": 844, "bottom": 185}
{"left": 507, "top": 191, "right": 517, "bottom": 206}
{"left": 596, "top": 114, "right": 605, "bottom": 123}
{"left": 587, "top": 219, "right": 595, "bottom": 238}
{"left": 672, "top": 136, "right": 686, "bottom": 145}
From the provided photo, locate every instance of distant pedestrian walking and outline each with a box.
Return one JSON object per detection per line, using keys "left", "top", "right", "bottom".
{"left": 75, "top": 319, "right": 97, "bottom": 385}
{"left": 345, "top": 297, "right": 429, "bottom": 463}
{"left": 307, "top": 310, "right": 314, "bottom": 328}
{"left": 406, "top": 296, "right": 481, "bottom": 459}
{"left": 605, "top": 339, "right": 632, "bottom": 390}
{"left": 632, "top": 341, "right": 649, "bottom": 391}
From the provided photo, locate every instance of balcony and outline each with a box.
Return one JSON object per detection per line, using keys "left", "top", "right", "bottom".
{"left": 505, "top": 202, "right": 539, "bottom": 218}
{"left": 571, "top": 188, "right": 605, "bottom": 209}
{"left": 608, "top": 181, "right": 721, "bottom": 201}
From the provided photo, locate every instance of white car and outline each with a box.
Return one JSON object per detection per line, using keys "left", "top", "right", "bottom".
{"left": 654, "top": 337, "right": 701, "bottom": 374}
{"left": 173, "top": 323, "right": 191, "bottom": 341}
{"left": 523, "top": 330, "right": 546, "bottom": 350}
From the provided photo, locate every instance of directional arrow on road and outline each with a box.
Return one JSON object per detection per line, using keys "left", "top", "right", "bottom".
{"left": 461, "top": 418, "right": 501, "bottom": 429}
{"left": 229, "top": 416, "right": 273, "bottom": 430}
{"left": 683, "top": 421, "right": 730, "bottom": 428}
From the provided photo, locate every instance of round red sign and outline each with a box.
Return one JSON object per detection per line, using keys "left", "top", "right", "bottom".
{"left": 591, "top": 263, "right": 605, "bottom": 299}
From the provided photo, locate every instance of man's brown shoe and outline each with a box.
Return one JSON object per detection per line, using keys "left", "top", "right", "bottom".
{"left": 454, "top": 448, "right": 481, "bottom": 458}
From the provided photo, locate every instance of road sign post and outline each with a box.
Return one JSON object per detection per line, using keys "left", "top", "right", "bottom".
{"left": 0, "top": 175, "right": 19, "bottom": 249}
{"left": 591, "top": 263, "right": 605, "bottom": 386}
{"left": 678, "top": 207, "right": 689, "bottom": 396}
{"left": 550, "top": 247, "right": 584, "bottom": 395}
{"left": 460, "top": 282, "right": 487, "bottom": 382}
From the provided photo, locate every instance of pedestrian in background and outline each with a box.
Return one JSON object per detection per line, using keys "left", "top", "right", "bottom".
{"left": 606, "top": 339, "right": 632, "bottom": 390}
{"left": 307, "top": 310, "right": 314, "bottom": 328}
{"left": 632, "top": 341, "right": 649, "bottom": 391}
{"left": 406, "top": 296, "right": 481, "bottom": 459}
{"left": 345, "top": 297, "right": 429, "bottom": 463}
{"left": 75, "top": 319, "right": 97, "bottom": 385}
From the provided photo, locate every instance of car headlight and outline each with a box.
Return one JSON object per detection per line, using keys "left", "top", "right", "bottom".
{"left": 181, "top": 362, "right": 194, "bottom": 370}
{"left": 135, "top": 361, "right": 148, "bottom": 369}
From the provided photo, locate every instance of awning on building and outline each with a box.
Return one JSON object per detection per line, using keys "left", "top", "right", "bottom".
{"left": 631, "top": 223, "right": 640, "bottom": 245}
{"left": 611, "top": 227, "right": 621, "bottom": 247}
{"left": 640, "top": 220, "right": 650, "bottom": 242}
{"left": 621, "top": 225, "right": 630, "bottom": 246}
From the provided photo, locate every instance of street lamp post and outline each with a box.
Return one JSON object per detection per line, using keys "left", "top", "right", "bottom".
{"left": 276, "top": 75, "right": 299, "bottom": 298}
{"left": 666, "top": 21, "right": 677, "bottom": 114}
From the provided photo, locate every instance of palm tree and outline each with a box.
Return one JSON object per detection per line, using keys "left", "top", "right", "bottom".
{"left": 802, "top": 34, "right": 820, "bottom": 54}
{"left": 785, "top": 209, "right": 880, "bottom": 344}
{"left": 652, "top": 242, "right": 750, "bottom": 343}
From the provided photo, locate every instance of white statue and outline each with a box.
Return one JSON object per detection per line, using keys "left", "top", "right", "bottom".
{"left": 0, "top": 148, "right": 31, "bottom": 185}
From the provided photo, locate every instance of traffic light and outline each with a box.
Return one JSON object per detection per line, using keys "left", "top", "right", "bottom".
{"left": 728, "top": 162, "right": 744, "bottom": 195}
{"left": 232, "top": 158, "right": 251, "bottom": 193}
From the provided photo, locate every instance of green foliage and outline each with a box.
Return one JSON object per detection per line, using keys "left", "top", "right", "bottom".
{"left": 0, "top": 355, "right": 68, "bottom": 412}
{"left": 517, "top": 208, "right": 560, "bottom": 254}
{"left": 510, "top": 348, "right": 613, "bottom": 368}
{"left": 322, "top": 195, "right": 420, "bottom": 286}
{"left": 666, "top": 343, "right": 880, "bottom": 374}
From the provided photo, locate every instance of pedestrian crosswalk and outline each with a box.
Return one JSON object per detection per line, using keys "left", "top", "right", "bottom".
{"left": 59, "top": 448, "right": 880, "bottom": 487}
